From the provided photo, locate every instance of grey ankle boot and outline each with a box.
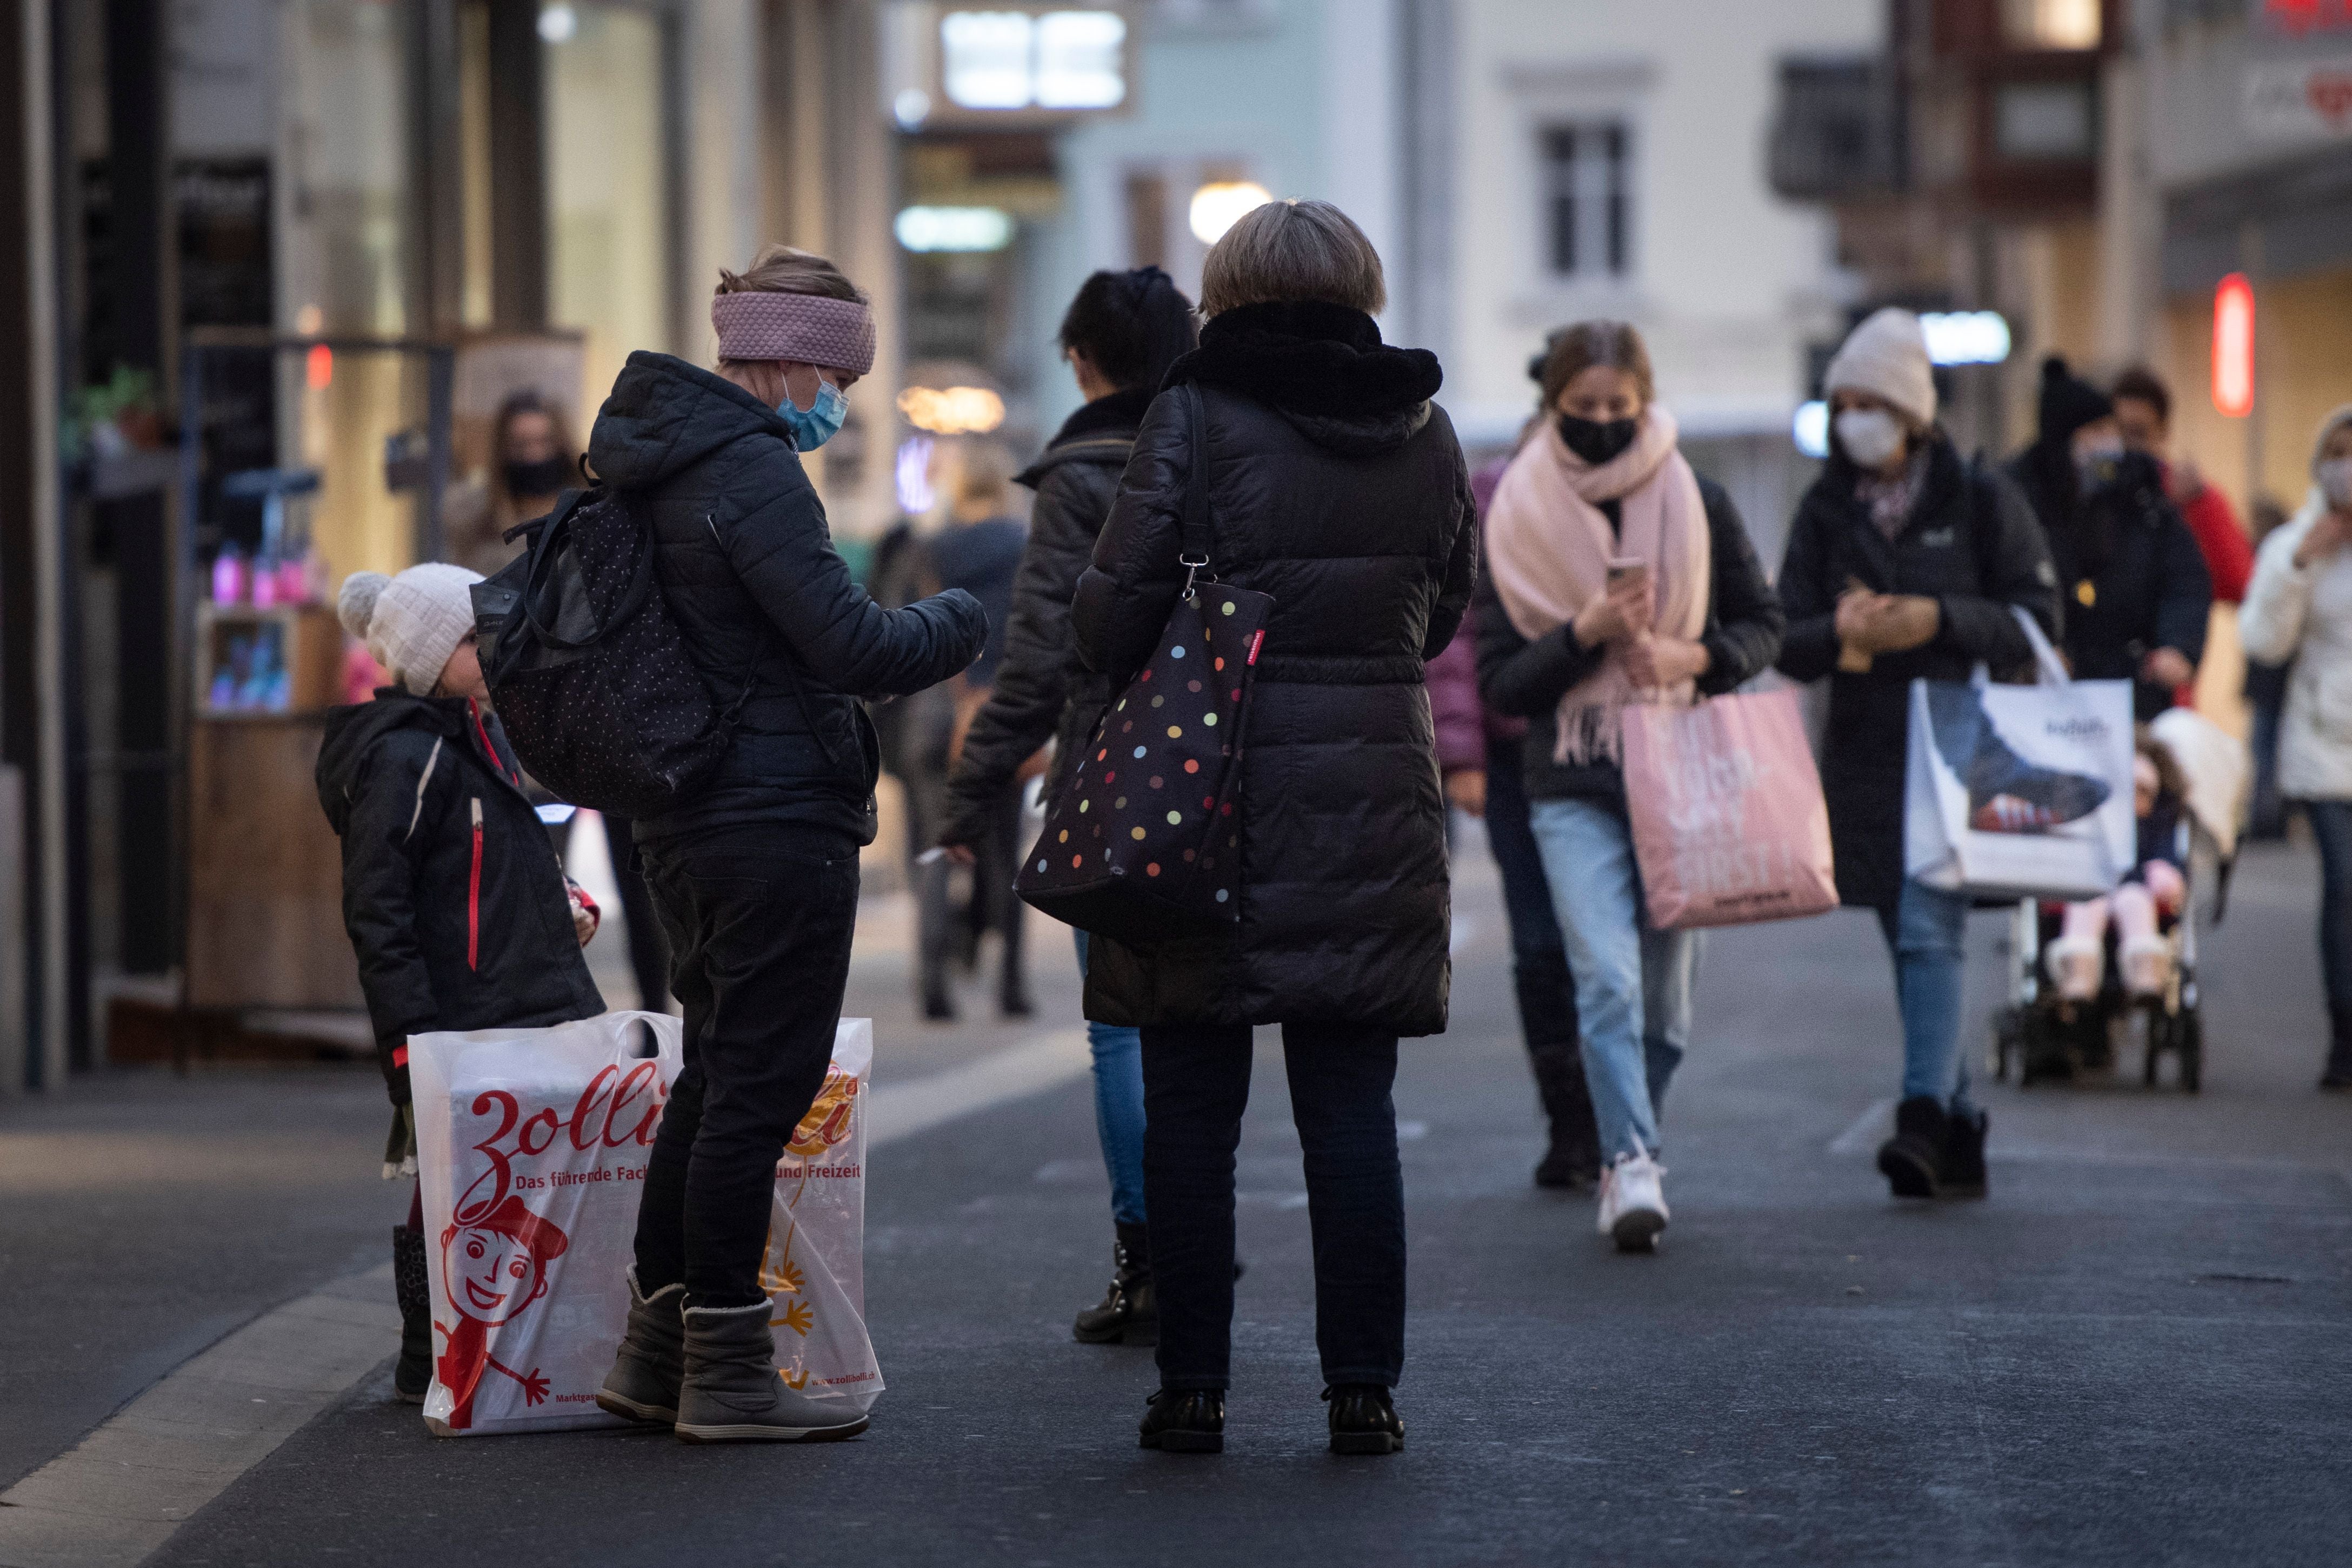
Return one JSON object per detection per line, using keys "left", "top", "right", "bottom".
{"left": 595, "top": 1268, "right": 687, "bottom": 1426}
{"left": 675, "top": 1300, "right": 870, "bottom": 1444}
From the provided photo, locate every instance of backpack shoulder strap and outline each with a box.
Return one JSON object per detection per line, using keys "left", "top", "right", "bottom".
{"left": 1178, "top": 384, "right": 1215, "bottom": 581}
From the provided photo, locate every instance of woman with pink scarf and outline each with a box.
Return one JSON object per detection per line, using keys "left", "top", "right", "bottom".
{"left": 1474, "top": 322, "right": 1782, "bottom": 1252}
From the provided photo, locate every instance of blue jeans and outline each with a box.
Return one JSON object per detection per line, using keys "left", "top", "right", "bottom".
{"left": 1075, "top": 930, "right": 1147, "bottom": 1225}
{"left": 1873, "top": 878, "right": 1973, "bottom": 1111}
{"left": 1527, "top": 798, "right": 1696, "bottom": 1162}
{"left": 2304, "top": 800, "right": 2352, "bottom": 1014}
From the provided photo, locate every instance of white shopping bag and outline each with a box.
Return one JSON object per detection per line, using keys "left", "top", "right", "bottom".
{"left": 409, "top": 1012, "right": 882, "bottom": 1437}
{"left": 1903, "top": 609, "right": 2135, "bottom": 900}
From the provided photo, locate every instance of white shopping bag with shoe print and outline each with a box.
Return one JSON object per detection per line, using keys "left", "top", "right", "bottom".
{"left": 1903, "top": 608, "right": 2134, "bottom": 900}
{"left": 410, "top": 1012, "right": 882, "bottom": 1436}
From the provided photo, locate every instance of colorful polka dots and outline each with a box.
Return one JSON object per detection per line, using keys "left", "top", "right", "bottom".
{"left": 1166, "top": 725, "right": 1182, "bottom": 738}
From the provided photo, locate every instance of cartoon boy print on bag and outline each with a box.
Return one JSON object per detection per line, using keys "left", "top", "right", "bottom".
{"left": 759, "top": 1065, "right": 863, "bottom": 1382}
{"left": 435, "top": 1192, "right": 569, "bottom": 1430}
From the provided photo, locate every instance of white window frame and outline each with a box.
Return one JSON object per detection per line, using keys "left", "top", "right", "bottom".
{"left": 1500, "top": 57, "right": 1653, "bottom": 319}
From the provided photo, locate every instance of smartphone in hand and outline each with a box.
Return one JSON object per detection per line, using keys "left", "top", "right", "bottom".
{"left": 1605, "top": 556, "right": 1648, "bottom": 586}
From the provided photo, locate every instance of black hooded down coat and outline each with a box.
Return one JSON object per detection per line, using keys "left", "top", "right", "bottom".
{"left": 1776, "top": 432, "right": 2062, "bottom": 912}
{"left": 941, "top": 387, "right": 1152, "bottom": 848}
{"left": 2007, "top": 444, "right": 2211, "bottom": 720}
{"left": 1070, "top": 302, "right": 1478, "bottom": 1037}
{"left": 317, "top": 691, "right": 604, "bottom": 1100}
{"left": 586, "top": 352, "right": 988, "bottom": 848}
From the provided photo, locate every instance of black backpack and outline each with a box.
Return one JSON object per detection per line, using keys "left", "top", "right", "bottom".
{"left": 470, "top": 486, "right": 753, "bottom": 816}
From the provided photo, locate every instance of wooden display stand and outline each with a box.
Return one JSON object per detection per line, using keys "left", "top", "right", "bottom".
{"left": 184, "top": 604, "right": 362, "bottom": 1011}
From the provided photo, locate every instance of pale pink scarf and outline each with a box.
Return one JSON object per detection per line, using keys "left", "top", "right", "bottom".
{"left": 1485, "top": 406, "right": 1710, "bottom": 763}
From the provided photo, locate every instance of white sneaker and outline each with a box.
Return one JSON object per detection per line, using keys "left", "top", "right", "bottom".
{"left": 2044, "top": 936, "right": 2103, "bottom": 1003}
{"left": 1596, "top": 1147, "right": 1669, "bottom": 1253}
{"left": 2119, "top": 934, "right": 2172, "bottom": 999}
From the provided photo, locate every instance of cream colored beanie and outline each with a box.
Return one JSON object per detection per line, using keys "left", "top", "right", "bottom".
{"left": 1824, "top": 307, "right": 1937, "bottom": 430}
{"left": 338, "top": 563, "right": 484, "bottom": 696}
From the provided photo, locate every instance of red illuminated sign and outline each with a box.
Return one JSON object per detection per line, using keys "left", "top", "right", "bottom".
{"left": 2212, "top": 273, "right": 2254, "bottom": 419}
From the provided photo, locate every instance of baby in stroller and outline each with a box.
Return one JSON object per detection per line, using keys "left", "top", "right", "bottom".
{"left": 2044, "top": 731, "right": 2188, "bottom": 1004}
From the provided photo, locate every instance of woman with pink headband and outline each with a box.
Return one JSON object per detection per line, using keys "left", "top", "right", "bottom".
{"left": 585, "top": 244, "right": 986, "bottom": 1444}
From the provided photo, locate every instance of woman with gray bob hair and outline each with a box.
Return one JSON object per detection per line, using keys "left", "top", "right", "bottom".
{"left": 1071, "top": 198, "right": 1476, "bottom": 1456}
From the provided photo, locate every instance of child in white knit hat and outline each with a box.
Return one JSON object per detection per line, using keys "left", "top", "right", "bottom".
{"left": 318, "top": 563, "right": 608, "bottom": 1405}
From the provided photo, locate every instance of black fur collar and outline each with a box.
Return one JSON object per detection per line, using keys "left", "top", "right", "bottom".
{"left": 1048, "top": 385, "right": 1154, "bottom": 447}
{"left": 1164, "top": 301, "right": 1442, "bottom": 419}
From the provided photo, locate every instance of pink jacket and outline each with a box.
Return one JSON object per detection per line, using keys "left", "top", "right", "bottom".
{"left": 1423, "top": 458, "right": 1524, "bottom": 771}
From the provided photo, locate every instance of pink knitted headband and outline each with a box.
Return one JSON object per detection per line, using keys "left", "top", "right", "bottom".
{"left": 711, "top": 291, "right": 876, "bottom": 375}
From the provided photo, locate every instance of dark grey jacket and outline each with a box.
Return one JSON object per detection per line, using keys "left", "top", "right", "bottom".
{"left": 941, "top": 388, "right": 1151, "bottom": 848}
{"left": 1776, "top": 431, "right": 2061, "bottom": 911}
{"left": 586, "top": 353, "right": 987, "bottom": 847}
{"left": 1071, "top": 302, "right": 1477, "bottom": 1038}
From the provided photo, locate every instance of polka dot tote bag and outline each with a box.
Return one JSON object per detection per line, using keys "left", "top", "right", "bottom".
{"left": 1015, "top": 388, "right": 1275, "bottom": 945}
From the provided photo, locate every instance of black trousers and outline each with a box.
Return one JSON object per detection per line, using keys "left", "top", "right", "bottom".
{"left": 631, "top": 825, "right": 859, "bottom": 1307}
{"left": 1141, "top": 1022, "right": 1405, "bottom": 1392}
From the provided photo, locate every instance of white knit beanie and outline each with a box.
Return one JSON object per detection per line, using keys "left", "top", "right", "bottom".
{"left": 337, "top": 563, "right": 484, "bottom": 697}
{"left": 1824, "top": 307, "right": 1937, "bottom": 430}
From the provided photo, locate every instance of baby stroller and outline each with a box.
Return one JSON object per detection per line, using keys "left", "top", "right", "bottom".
{"left": 1990, "top": 709, "right": 2248, "bottom": 1092}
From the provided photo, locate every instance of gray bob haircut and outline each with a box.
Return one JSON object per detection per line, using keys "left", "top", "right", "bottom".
{"left": 1198, "top": 199, "right": 1387, "bottom": 318}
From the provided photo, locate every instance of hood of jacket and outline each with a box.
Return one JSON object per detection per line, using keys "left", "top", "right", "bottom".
{"left": 1017, "top": 386, "right": 1152, "bottom": 489}
{"left": 316, "top": 690, "right": 472, "bottom": 835}
{"left": 587, "top": 351, "right": 797, "bottom": 491}
{"left": 1166, "top": 301, "right": 1441, "bottom": 455}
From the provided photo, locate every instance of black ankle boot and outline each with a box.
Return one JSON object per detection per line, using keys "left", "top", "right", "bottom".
{"left": 391, "top": 1226, "right": 432, "bottom": 1404}
{"left": 1073, "top": 1222, "right": 1156, "bottom": 1345}
{"left": 1138, "top": 1389, "right": 1223, "bottom": 1453}
{"left": 1876, "top": 1096, "right": 1948, "bottom": 1199}
{"left": 2323, "top": 1009, "right": 2352, "bottom": 1091}
{"left": 1324, "top": 1384, "right": 1404, "bottom": 1456}
{"left": 1938, "top": 1105, "right": 1988, "bottom": 1198}
{"left": 1517, "top": 953, "right": 1599, "bottom": 1190}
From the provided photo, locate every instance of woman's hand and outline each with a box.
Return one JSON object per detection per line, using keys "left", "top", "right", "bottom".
{"left": 1573, "top": 572, "right": 1653, "bottom": 648}
{"left": 1835, "top": 588, "right": 1885, "bottom": 647}
{"left": 2141, "top": 646, "right": 2194, "bottom": 689}
{"left": 1444, "top": 769, "right": 1488, "bottom": 818}
{"left": 1870, "top": 595, "right": 1941, "bottom": 653}
{"left": 1623, "top": 633, "right": 1711, "bottom": 690}
{"left": 2295, "top": 509, "right": 2352, "bottom": 570}
{"left": 938, "top": 841, "right": 977, "bottom": 867}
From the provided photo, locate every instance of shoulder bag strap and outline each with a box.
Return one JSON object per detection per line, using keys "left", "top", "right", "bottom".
{"left": 1178, "top": 384, "right": 1214, "bottom": 595}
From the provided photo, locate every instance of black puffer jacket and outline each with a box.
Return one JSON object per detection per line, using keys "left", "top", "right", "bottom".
{"left": 586, "top": 352, "right": 988, "bottom": 848}
{"left": 1777, "top": 432, "right": 2061, "bottom": 911}
{"left": 942, "top": 388, "right": 1151, "bottom": 848}
{"left": 2008, "top": 444, "right": 2211, "bottom": 719}
{"left": 317, "top": 691, "right": 604, "bottom": 1100}
{"left": 1070, "top": 302, "right": 1477, "bottom": 1037}
{"left": 1473, "top": 468, "right": 1784, "bottom": 804}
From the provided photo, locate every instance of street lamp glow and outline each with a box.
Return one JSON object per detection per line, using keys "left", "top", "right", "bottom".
{"left": 897, "top": 385, "right": 1008, "bottom": 435}
{"left": 537, "top": 3, "right": 576, "bottom": 44}
{"left": 1918, "top": 311, "right": 2011, "bottom": 366}
{"left": 1792, "top": 400, "right": 1829, "bottom": 459}
{"left": 894, "top": 206, "right": 1015, "bottom": 253}
{"left": 1189, "top": 181, "right": 1272, "bottom": 246}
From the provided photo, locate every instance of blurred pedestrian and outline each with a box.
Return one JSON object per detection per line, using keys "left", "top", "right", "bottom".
{"left": 938, "top": 266, "right": 1199, "bottom": 1345}
{"left": 2245, "top": 496, "right": 2296, "bottom": 840}
{"left": 2009, "top": 357, "right": 2211, "bottom": 720}
{"left": 585, "top": 244, "right": 985, "bottom": 1443}
{"left": 1426, "top": 395, "right": 1600, "bottom": 1192}
{"left": 1072, "top": 200, "right": 1475, "bottom": 1456}
{"left": 2239, "top": 404, "right": 2352, "bottom": 1091}
{"left": 1776, "top": 308, "right": 2060, "bottom": 1199}
{"left": 447, "top": 390, "right": 578, "bottom": 577}
{"left": 2112, "top": 366, "right": 2253, "bottom": 607}
{"left": 1477, "top": 320, "right": 1783, "bottom": 1252}
{"left": 916, "top": 442, "right": 1032, "bottom": 1020}
{"left": 317, "top": 563, "right": 605, "bottom": 1407}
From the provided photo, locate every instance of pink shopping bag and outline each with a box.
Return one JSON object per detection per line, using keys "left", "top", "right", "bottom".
{"left": 1620, "top": 688, "right": 1837, "bottom": 930}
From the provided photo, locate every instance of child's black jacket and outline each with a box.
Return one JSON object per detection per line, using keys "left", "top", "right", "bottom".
{"left": 317, "top": 689, "right": 604, "bottom": 1099}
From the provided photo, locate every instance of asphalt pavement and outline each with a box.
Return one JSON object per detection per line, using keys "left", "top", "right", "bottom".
{"left": 9, "top": 833, "right": 2350, "bottom": 1567}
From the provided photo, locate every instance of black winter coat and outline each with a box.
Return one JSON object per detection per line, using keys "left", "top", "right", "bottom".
{"left": 1776, "top": 433, "right": 2061, "bottom": 911}
{"left": 1070, "top": 302, "right": 1478, "bottom": 1037}
{"left": 586, "top": 352, "right": 988, "bottom": 848}
{"left": 317, "top": 691, "right": 604, "bottom": 1100}
{"left": 2007, "top": 444, "right": 2212, "bottom": 719}
{"left": 1473, "top": 471, "right": 1784, "bottom": 805}
{"left": 942, "top": 388, "right": 1150, "bottom": 849}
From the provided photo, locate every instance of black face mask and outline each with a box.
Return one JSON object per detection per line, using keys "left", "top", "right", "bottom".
{"left": 503, "top": 455, "right": 573, "bottom": 499}
{"left": 1556, "top": 413, "right": 1639, "bottom": 466}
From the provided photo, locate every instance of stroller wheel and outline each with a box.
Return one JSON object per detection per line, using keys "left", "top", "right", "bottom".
{"left": 2143, "top": 1008, "right": 2167, "bottom": 1087}
{"left": 1991, "top": 1012, "right": 2020, "bottom": 1082}
{"left": 2180, "top": 1011, "right": 2204, "bottom": 1095}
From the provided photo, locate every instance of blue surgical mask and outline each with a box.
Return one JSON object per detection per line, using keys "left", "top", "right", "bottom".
{"left": 777, "top": 377, "right": 849, "bottom": 450}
